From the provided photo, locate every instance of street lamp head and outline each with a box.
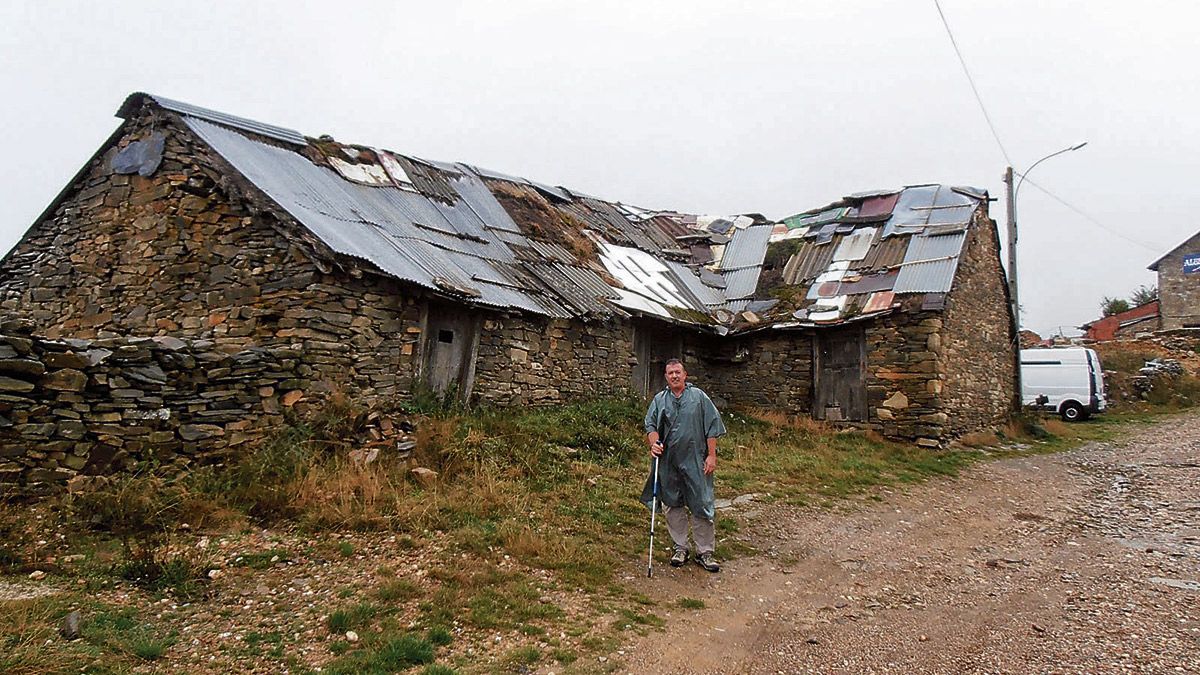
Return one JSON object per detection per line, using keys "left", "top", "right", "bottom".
{"left": 1069, "top": 141, "right": 1088, "bottom": 151}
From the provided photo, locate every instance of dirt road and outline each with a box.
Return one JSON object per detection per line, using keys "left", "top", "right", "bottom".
{"left": 615, "top": 413, "right": 1200, "bottom": 674}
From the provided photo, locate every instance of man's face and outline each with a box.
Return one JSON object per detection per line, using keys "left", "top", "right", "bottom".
{"left": 665, "top": 363, "right": 687, "bottom": 390}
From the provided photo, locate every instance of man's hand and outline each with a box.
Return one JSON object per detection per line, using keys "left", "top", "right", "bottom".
{"left": 650, "top": 440, "right": 664, "bottom": 457}
{"left": 703, "top": 453, "right": 716, "bottom": 476}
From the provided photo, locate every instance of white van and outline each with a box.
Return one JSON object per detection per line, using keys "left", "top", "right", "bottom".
{"left": 1020, "top": 347, "right": 1107, "bottom": 422}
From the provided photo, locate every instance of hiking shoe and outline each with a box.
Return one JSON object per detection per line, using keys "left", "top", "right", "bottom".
{"left": 695, "top": 552, "right": 720, "bottom": 573}
{"left": 670, "top": 549, "right": 689, "bottom": 567}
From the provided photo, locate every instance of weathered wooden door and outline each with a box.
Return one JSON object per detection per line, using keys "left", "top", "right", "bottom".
{"left": 422, "top": 308, "right": 479, "bottom": 398}
{"left": 632, "top": 323, "right": 683, "bottom": 397}
{"left": 814, "top": 327, "right": 867, "bottom": 421}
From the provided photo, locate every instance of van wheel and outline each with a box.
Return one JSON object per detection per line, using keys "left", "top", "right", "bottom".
{"left": 1060, "top": 402, "right": 1086, "bottom": 422}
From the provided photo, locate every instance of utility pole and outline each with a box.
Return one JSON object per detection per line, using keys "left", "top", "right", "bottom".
{"left": 1004, "top": 166, "right": 1022, "bottom": 412}
{"left": 1004, "top": 166, "right": 1019, "bottom": 334}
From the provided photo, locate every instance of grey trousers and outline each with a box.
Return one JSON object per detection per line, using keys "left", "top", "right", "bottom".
{"left": 665, "top": 505, "right": 715, "bottom": 555}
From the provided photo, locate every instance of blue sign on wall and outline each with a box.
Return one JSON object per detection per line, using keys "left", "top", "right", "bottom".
{"left": 1185, "top": 253, "right": 1200, "bottom": 275}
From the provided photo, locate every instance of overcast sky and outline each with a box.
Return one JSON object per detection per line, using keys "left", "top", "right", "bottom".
{"left": 2, "top": 1, "right": 1195, "bottom": 336}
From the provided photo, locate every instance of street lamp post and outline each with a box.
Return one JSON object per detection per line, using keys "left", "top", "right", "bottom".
{"left": 1003, "top": 142, "right": 1088, "bottom": 335}
{"left": 1003, "top": 142, "right": 1087, "bottom": 411}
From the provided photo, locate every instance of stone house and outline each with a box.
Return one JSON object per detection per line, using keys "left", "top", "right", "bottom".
{"left": 0, "top": 93, "right": 1016, "bottom": 450}
{"left": 1148, "top": 230, "right": 1200, "bottom": 330}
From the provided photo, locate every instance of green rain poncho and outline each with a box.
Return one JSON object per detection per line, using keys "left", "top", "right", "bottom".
{"left": 640, "top": 383, "right": 727, "bottom": 520}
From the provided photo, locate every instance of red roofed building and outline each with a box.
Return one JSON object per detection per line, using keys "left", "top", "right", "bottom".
{"left": 1079, "top": 300, "right": 1160, "bottom": 341}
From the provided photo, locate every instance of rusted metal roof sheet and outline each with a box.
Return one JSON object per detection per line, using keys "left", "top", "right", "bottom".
{"left": 861, "top": 291, "right": 896, "bottom": 314}
{"left": 854, "top": 232, "right": 908, "bottom": 272}
{"left": 856, "top": 193, "right": 900, "bottom": 219}
{"left": 649, "top": 214, "right": 690, "bottom": 239}
{"left": 893, "top": 232, "right": 967, "bottom": 293}
{"left": 782, "top": 240, "right": 836, "bottom": 285}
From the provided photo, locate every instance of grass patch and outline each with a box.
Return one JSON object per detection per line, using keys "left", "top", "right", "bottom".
{"left": 327, "top": 603, "right": 380, "bottom": 634}
{"left": 376, "top": 579, "right": 420, "bottom": 603}
{"left": 426, "top": 626, "right": 453, "bottom": 646}
{"left": 323, "top": 632, "right": 436, "bottom": 674}
{"left": 231, "top": 548, "right": 291, "bottom": 569}
{"left": 677, "top": 597, "right": 705, "bottom": 609}
{"left": 504, "top": 645, "right": 541, "bottom": 666}
{"left": 0, "top": 599, "right": 177, "bottom": 674}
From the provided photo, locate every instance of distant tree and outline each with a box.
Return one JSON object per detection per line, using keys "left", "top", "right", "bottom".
{"left": 1129, "top": 284, "right": 1158, "bottom": 306}
{"left": 1101, "top": 296, "right": 1131, "bottom": 317}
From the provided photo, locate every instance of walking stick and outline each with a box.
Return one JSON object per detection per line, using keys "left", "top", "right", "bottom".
{"left": 647, "top": 453, "right": 660, "bottom": 578}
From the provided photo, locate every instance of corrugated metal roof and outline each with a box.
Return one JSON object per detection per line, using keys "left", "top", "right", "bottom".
{"left": 159, "top": 94, "right": 993, "bottom": 331}
{"left": 718, "top": 224, "right": 772, "bottom": 270}
{"left": 123, "top": 93, "right": 307, "bottom": 146}
{"left": 666, "top": 261, "right": 726, "bottom": 307}
{"left": 782, "top": 240, "right": 836, "bottom": 284}
{"left": 523, "top": 262, "right": 614, "bottom": 317}
{"left": 443, "top": 170, "right": 523, "bottom": 234}
{"left": 721, "top": 267, "right": 762, "bottom": 301}
{"left": 893, "top": 232, "right": 967, "bottom": 293}
{"left": 186, "top": 118, "right": 577, "bottom": 317}
{"left": 854, "top": 232, "right": 908, "bottom": 272}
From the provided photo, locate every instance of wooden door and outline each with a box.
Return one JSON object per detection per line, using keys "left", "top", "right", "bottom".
{"left": 814, "top": 327, "right": 867, "bottom": 421}
{"left": 632, "top": 323, "right": 683, "bottom": 397}
{"left": 423, "top": 308, "right": 478, "bottom": 398}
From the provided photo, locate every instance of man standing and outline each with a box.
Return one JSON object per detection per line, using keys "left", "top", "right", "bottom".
{"left": 641, "top": 358, "right": 727, "bottom": 573}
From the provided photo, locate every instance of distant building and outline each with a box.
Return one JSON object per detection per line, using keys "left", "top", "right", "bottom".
{"left": 1079, "top": 300, "right": 1161, "bottom": 341}
{"left": 1148, "top": 231, "right": 1200, "bottom": 329}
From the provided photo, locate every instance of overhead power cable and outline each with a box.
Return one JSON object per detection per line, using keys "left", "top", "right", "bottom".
{"left": 932, "top": 0, "right": 1014, "bottom": 166}
{"left": 1014, "top": 175, "right": 1164, "bottom": 253}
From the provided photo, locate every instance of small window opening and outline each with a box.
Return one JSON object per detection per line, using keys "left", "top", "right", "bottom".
{"left": 438, "top": 330, "right": 455, "bottom": 344}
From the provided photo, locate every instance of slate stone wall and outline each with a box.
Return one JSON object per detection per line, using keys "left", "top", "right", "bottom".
{"left": 471, "top": 315, "right": 637, "bottom": 406}
{"left": 865, "top": 311, "right": 947, "bottom": 445}
{"left": 938, "top": 212, "right": 1017, "bottom": 436}
{"left": 0, "top": 107, "right": 429, "bottom": 403}
{"left": 1156, "top": 230, "right": 1200, "bottom": 330}
{"left": 686, "top": 332, "right": 814, "bottom": 412}
{"left": 0, "top": 328, "right": 312, "bottom": 497}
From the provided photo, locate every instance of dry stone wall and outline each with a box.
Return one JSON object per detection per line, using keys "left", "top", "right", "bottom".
{"left": 472, "top": 315, "right": 637, "bottom": 406}
{"left": 865, "top": 311, "right": 947, "bottom": 445}
{"left": 687, "top": 332, "right": 814, "bottom": 412}
{"left": 0, "top": 325, "right": 314, "bottom": 497}
{"left": 939, "top": 214, "right": 1017, "bottom": 436}
{"left": 0, "top": 108, "right": 428, "bottom": 403}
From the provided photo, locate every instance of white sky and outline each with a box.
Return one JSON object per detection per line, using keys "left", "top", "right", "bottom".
{"left": 2, "top": 1, "right": 1196, "bottom": 337}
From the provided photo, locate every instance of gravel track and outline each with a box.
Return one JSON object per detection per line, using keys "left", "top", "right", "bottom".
{"left": 613, "top": 412, "right": 1200, "bottom": 674}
